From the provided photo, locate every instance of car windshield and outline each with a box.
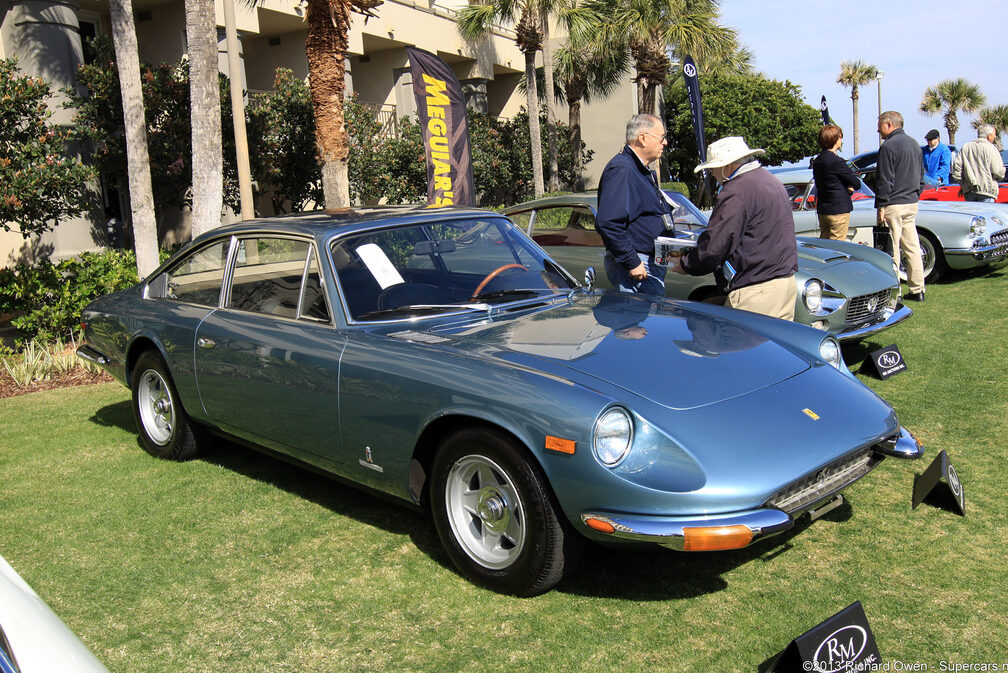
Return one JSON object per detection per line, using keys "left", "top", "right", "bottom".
{"left": 331, "top": 216, "right": 577, "bottom": 321}
{"left": 662, "top": 190, "right": 709, "bottom": 232}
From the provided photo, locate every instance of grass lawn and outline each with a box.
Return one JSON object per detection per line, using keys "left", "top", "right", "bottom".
{"left": 1, "top": 265, "right": 1006, "bottom": 672}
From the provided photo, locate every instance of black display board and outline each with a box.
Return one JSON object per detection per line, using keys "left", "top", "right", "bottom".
{"left": 858, "top": 343, "right": 907, "bottom": 379}
{"left": 768, "top": 602, "right": 881, "bottom": 672}
{"left": 912, "top": 449, "right": 965, "bottom": 515}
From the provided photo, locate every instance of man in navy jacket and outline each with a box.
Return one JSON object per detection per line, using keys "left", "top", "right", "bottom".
{"left": 596, "top": 114, "right": 673, "bottom": 296}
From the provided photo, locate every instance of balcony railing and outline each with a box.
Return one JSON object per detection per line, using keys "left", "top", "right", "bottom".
{"left": 357, "top": 101, "right": 399, "bottom": 140}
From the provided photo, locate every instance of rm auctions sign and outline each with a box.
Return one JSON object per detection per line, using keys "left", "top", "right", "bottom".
{"left": 859, "top": 343, "right": 907, "bottom": 380}
{"left": 769, "top": 601, "right": 881, "bottom": 672}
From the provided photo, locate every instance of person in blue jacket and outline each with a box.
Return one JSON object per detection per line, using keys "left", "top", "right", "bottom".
{"left": 922, "top": 129, "right": 951, "bottom": 185}
{"left": 596, "top": 114, "right": 674, "bottom": 296}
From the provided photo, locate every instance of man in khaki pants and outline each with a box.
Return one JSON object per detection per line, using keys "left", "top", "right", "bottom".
{"left": 875, "top": 111, "right": 926, "bottom": 301}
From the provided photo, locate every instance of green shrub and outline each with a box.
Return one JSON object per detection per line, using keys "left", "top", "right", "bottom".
{"left": 661, "top": 181, "right": 690, "bottom": 198}
{"left": 0, "top": 249, "right": 139, "bottom": 345}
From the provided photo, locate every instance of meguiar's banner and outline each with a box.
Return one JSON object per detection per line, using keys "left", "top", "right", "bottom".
{"left": 821, "top": 95, "right": 831, "bottom": 125}
{"left": 405, "top": 46, "right": 475, "bottom": 206}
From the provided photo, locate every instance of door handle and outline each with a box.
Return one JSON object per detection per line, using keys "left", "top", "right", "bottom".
{"left": 197, "top": 337, "right": 215, "bottom": 349}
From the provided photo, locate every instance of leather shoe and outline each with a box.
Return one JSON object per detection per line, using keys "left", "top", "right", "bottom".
{"left": 904, "top": 291, "right": 925, "bottom": 302}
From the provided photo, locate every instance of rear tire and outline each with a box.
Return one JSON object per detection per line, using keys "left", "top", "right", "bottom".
{"left": 430, "top": 427, "right": 583, "bottom": 596}
{"left": 131, "top": 351, "right": 205, "bottom": 460}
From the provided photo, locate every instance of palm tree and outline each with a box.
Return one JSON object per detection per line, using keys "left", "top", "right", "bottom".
{"left": 184, "top": 0, "right": 223, "bottom": 237}
{"left": 975, "top": 105, "right": 1008, "bottom": 149}
{"left": 459, "top": 0, "right": 548, "bottom": 197}
{"left": 107, "top": 0, "right": 159, "bottom": 277}
{"left": 581, "top": 0, "right": 733, "bottom": 117}
{"left": 304, "top": 0, "right": 375, "bottom": 209}
{"left": 552, "top": 37, "right": 629, "bottom": 188}
{"left": 836, "top": 60, "right": 878, "bottom": 156}
{"left": 920, "top": 78, "right": 986, "bottom": 146}
{"left": 541, "top": 8, "right": 560, "bottom": 193}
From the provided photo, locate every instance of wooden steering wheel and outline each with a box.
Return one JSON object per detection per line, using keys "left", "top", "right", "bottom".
{"left": 471, "top": 264, "right": 527, "bottom": 298}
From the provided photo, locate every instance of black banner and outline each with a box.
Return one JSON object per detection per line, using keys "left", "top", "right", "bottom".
{"left": 405, "top": 47, "right": 475, "bottom": 206}
{"left": 681, "top": 56, "right": 707, "bottom": 163}
{"left": 821, "top": 95, "right": 831, "bottom": 125}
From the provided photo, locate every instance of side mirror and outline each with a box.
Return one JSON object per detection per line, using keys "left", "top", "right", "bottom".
{"left": 583, "top": 266, "right": 596, "bottom": 291}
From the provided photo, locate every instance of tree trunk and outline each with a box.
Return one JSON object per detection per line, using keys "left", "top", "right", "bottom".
{"left": 637, "top": 78, "right": 645, "bottom": 114}
{"left": 851, "top": 87, "right": 860, "bottom": 156}
{"left": 642, "top": 82, "right": 657, "bottom": 117}
{"left": 541, "top": 11, "right": 558, "bottom": 193}
{"left": 305, "top": 0, "right": 352, "bottom": 209}
{"left": 945, "top": 112, "right": 957, "bottom": 146}
{"left": 108, "top": 0, "right": 159, "bottom": 278}
{"left": 568, "top": 96, "right": 583, "bottom": 190}
{"left": 185, "top": 0, "right": 223, "bottom": 238}
{"left": 524, "top": 48, "right": 545, "bottom": 198}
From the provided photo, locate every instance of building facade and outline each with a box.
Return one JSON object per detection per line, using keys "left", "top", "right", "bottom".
{"left": 0, "top": 0, "right": 634, "bottom": 266}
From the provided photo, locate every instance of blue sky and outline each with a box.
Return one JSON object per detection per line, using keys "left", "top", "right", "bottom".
{"left": 718, "top": 0, "right": 1007, "bottom": 157}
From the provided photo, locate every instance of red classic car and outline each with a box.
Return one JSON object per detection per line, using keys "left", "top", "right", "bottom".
{"left": 920, "top": 183, "right": 1008, "bottom": 203}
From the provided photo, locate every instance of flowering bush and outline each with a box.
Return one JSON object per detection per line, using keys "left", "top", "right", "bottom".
{"left": 0, "top": 58, "right": 95, "bottom": 238}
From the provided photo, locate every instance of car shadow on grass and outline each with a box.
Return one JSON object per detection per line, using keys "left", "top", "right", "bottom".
{"left": 87, "top": 399, "right": 858, "bottom": 601}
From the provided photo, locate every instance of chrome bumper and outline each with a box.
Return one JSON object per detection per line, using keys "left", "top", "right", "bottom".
{"left": 582, "top": 426, "right": 924, "bottom": 551}
{"left": 580, "top": 508, "right": 794, "bottom": 551}
{"left": 946, "top": 241, "right": 1008, "bottom": 266}
{"left": 837, "top": 304, "right": 913, "bottom": 342}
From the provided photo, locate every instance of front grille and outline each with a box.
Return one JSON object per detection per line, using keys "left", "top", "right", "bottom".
{"left": 990, "top": 230, "right": 1008, "bottom": 246}
{"left": 844, "top": 289, "right": 891, "bottom": 330}
{"left": 763, "top": 448, "right": 883, "bottom": 514}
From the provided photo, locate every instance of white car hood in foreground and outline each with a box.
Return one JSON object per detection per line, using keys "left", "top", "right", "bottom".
{"left": 0, "top": 554, "right": 109, "bottom": 672}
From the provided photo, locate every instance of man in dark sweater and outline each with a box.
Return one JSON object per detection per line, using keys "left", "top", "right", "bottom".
{"left": 596, "top": 114, "right": 674, "bottom": 296}
{"left": 875, "top": 110, "right": 926, "bottom": 301}
{"left": 671, "top": 137, "right": 798, "bottom": 320}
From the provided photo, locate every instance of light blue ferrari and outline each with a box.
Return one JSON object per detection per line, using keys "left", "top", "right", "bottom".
{"left": 78, "top": 207, "right": 924, "bottom": 596}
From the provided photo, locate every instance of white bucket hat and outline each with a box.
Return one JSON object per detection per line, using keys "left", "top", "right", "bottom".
{"left": 694, "top": 137, "right": 765, "bottom": 173}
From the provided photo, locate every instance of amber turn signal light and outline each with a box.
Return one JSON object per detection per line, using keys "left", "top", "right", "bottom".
{"left": 682, "top": 525, "right": 753, "bottom": 551}
{"left": 584, "top": 517, "right": 615, "bottom": 534}
{"left": 545, "top": 435, "right": 576, "bottom": 454}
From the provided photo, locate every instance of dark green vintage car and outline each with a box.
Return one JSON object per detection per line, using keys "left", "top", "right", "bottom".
{"left": 503, "top": 191, "right": 912, "bottom": 342}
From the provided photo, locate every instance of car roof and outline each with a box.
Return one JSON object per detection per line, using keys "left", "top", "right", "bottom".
{"left": 198, "top": 206, "right": 503, "bottom": 242}
{"left": 502, "top": 193, "right": 599, "bottom": 213}
{"left": 767, "top": 167, "right": 814, "bottom": 182}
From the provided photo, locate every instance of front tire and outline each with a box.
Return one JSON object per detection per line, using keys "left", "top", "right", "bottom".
{"left": 131, "top": 351, "right": 204, "bottom": 461}
{"left": 430, "top": 427, "right": 583, "bottom": 596}
{"left": 899, "top": 228, "right": 945, "bottom": 283}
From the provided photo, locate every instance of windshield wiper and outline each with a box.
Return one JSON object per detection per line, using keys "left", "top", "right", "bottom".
{"left": 470, "top": 288, "right": 549, "bottom": 303}
{"left": 357, "top": 303, "right": 490, "bottom": 320}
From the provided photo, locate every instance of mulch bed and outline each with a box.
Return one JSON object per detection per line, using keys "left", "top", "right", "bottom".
{"left": 0, "top": 369, "right": 114, "bottom": 399}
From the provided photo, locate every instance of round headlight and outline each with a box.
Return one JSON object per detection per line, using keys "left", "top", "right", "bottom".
{"left": 803, "top": 279, "right": 823, "bottom": 313}
{"left": 593, "top": 407, "right": 633, "bottom": 467}
{"left": 971, "top": 216, "right": 986, "bottom": 237}
{"left": 819, "top": 337, "right": 842, "bottom": 369}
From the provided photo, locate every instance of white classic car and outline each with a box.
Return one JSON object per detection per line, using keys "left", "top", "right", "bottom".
{"left": 771, "top": 167, "right": 1008, "bottom": 282}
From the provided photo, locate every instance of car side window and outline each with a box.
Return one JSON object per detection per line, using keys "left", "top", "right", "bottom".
{"left": 153, "top": 239, "right": 230, "bottom": 306}
{"left": 299, "top": 254, "right": 331, "bottom": 323}
{"left": 228, "top": 237, "right": 313, "bottom": 319}
{"left": 531, "top": 207, "right": 603, "bottom": 247}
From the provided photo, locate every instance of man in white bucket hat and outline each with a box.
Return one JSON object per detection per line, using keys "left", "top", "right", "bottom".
{"left": 671, "top": 136, "right": 798, "bottom": 320}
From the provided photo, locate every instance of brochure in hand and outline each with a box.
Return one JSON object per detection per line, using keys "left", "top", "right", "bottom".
{"left": 654, "top": 236, "right": 696, "bottom": 266}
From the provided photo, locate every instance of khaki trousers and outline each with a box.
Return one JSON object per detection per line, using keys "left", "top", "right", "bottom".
{"left": 818, "top": 212, "right": 850, "bottom": 240}
{"left": 727, "top": 275, "right": 797, "bottom": 321}
{"left": 883, "top": 203, "right": 925, "bottom": 293}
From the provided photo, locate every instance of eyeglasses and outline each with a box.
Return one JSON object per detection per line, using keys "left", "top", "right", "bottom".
{"left": 642, "top": 132, "right": 667, "bottom": 142}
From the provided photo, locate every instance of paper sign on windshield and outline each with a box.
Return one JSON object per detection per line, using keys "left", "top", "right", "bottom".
{"left": 356, "top": 243, "right": 405, "bottom": 290}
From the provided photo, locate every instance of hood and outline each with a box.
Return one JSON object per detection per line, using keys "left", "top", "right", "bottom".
{"left": 796, "top": 239, "right": 854, "bottom": 268}
{"left": 444, "top": 293, "right": 811, "bottom": 410}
